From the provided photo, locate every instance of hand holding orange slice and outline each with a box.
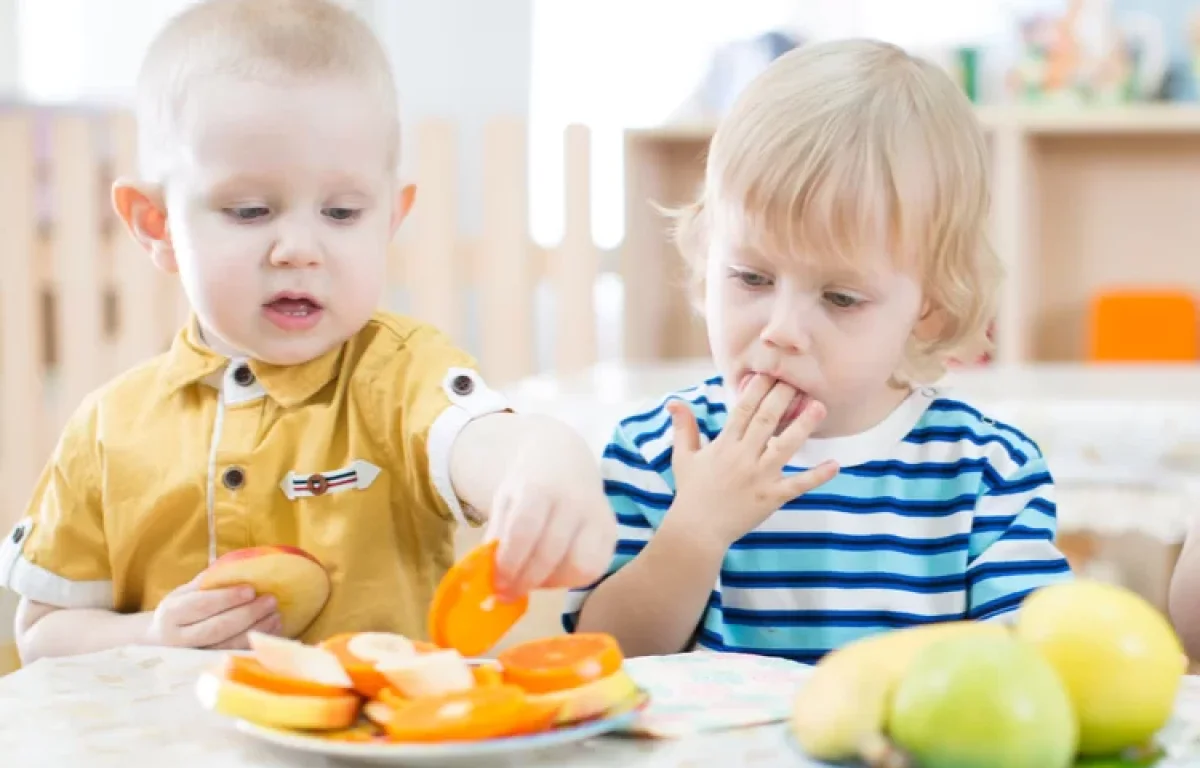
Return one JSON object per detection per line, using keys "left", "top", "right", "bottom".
{"left": 428, "top": 540, "right": 528, "bottom": 657}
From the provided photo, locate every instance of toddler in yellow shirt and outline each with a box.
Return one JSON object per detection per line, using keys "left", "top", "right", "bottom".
{"left": 0, "top": 0, "right": 616, "bottom": 663}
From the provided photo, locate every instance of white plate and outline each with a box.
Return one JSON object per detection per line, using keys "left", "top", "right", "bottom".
{"left": 232, "top": 698, "right": 646, "bottom": 766}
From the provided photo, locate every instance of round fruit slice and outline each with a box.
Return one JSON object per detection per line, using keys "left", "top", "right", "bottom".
{"left": 380, "top": 683, "right": 530, "bottom": 742}
{"left": 525, "top": 668, "right": 640, "bottom": 725}
{"left": 320, "top": 632, "right": 439, "bottom": 698}
{"left": 196, "top": 667, "right": 361, "bottom": 731}
{"left": 497, "top": 633, "right": 624, "bottom": 694}
{"left": 196, "top": 545, "right": 330, "bottom": 638}
{"left": 429, "top": 540, "right": 527, "bottom": 657}
{"left": 222, "top": 655, "right": 351, "bottom": 698}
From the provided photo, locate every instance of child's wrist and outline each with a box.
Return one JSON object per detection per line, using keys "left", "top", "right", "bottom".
{"left": 659, "top": 504, "right": 732, "bottom": 561}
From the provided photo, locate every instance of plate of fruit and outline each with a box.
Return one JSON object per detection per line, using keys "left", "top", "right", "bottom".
{"left": 195, "top": 541, "right": 648, "bottom": 764}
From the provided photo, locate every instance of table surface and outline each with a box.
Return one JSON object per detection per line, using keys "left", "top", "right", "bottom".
{"left": 5, "top": 645, "right": 1200, "bottom": 768}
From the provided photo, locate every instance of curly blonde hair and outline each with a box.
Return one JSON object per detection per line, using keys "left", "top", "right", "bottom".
{"left": 668, "top": 38, "right": 1001, "bottom": 383}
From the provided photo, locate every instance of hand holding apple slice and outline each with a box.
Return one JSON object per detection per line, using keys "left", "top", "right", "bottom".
{"left": 197, "top": 545, "right": 331, "bottom": 638}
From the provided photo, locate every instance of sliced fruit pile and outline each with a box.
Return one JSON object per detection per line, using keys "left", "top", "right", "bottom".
{"left": 195, "top": 541, "right": 644, "bottom": 743}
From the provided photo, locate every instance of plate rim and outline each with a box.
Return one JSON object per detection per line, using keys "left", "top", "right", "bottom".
{"left": 231, "top": 691, "right": 648, "bottom": 760}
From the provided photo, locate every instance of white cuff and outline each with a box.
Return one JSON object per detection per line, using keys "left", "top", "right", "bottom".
{"left": 1, "top": 517, "right": 114, "bottom": 609}
{"left": 427, "top": 368, "right": 510, "bottom": 526}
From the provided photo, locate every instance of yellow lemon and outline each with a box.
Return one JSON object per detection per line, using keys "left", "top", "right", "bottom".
{"left": 1014, "top": 580, "right": 1185, "bottom": 756}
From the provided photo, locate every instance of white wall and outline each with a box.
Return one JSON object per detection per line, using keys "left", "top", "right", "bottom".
{"left": 0, "top": 0, "right": 18, "bottom": 96}
{"left": 367, "top": 0, "right": 532, "bottom": 235}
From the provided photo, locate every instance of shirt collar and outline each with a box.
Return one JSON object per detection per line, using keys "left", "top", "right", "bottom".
{"left": 161, "top": 316, "right": 344, "bottom": 408}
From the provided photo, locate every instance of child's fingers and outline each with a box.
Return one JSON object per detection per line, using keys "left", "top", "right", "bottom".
{"left": 543, "top": 517, "right": 615, "bottom": 590}
{"left": 668, "top": 401, "right": 702, "bottom": 456}
{"left": 183, "top": 594, "right": 276, "bottom": 648}
{"left": 722, "top": 374, "right": 772, "bottom": 439}
{"left": 170, "top": 584, "right": 257, "bottom": 626}
{"left": 505, "top": 507, "right": 580, "bottom": 597}
{"left": 741, "top": 380, "right": 799, "bottom": 450}
{"left": 491, "top": 495, "right": 548, "bottom": 596}
{"left": 780, "top": 460, "right": 839, "bottom": 500}
{"left": 205, "top": 611, "right": 284, "bottom": 650}
{"left": 763, "top": 399, "right": 827, "bottom": 467}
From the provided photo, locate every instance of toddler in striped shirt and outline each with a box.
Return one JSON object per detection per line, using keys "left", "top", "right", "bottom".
{"left": 564, "top": 39, "right": 1072, "bottom": 663}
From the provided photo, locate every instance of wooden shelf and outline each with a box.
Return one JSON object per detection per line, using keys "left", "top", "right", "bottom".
{"left": 620, "top": 105, "right": 1200, "bottom": 366}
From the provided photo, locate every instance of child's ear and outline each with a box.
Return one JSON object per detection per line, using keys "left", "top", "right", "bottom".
{"left": 390, "top": 183, "right": 416, "bottom": 236}
{"left": 913, "top": 299, "right": 946, "bottom": 342}
{"left": 112, "top": 179, "right": 177, "bottom": 274}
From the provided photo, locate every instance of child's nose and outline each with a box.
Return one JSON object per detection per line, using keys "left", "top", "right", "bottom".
{"left": 760, "top": 300, "right": 810, "bottom": 353}
{"left": 268, "top": 228, "right": 323, "bottom": 268}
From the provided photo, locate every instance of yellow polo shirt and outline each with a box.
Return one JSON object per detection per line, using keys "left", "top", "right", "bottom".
{"left": 0, "top": 311, "right": 508, "bottom": 642}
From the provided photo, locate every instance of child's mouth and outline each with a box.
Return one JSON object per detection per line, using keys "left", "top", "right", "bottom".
{"left": 263, "top": 294, "right": 324, "bottom": 331}
{"left": 738, "top": 373, "right": 810, "bottom": 434}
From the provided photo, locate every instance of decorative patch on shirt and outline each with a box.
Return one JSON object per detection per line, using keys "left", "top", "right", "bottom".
{"left": 279, "top": 460, "right": 382, "bottom": 500}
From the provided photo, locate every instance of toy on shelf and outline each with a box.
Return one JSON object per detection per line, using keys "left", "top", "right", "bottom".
{"left": 1088, "top": 289, "right": 1199, "bottom": 363}
{"left": 1007, "top": 0, "right": 1167, "bottom": 105}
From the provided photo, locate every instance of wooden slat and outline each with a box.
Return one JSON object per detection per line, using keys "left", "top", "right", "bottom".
{"left": 51, "top": 114, "right": 106, "bottom": 430}
{"left": 108, "top": 113, "right": 166, "bottom": 370}
{"left": 407, "top": 119, "right": 461, "bottom": 343}
{"left": 0, "top": 114, "right": 47, "bottom": 529}
{"left": 479, "top": 118, "right": 534, "bottom": 384}
{"left": 552, "top": 124, "right": 598, "bottom": 373}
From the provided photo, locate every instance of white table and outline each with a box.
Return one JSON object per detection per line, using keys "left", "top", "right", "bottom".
{"left": 0, "top": 646, "right": 810, "bottom": 767}
{"left": 5, "top": 646, "right": 1200, "bottom": 767}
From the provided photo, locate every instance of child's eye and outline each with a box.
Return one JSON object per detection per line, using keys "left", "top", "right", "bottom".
{"left": 225, "top": 206, "right": 270, "bottom": 221}
{"left": 824, "top": 291, "right": 863, "bottom": 309}
{"left": 323, "top": 207, "right": 361, "bottom": 222}
{"left": 727, "top": 267, "right": 773, "bottom": 289}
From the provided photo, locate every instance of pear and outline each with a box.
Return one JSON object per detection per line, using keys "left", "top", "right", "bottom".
{"left": 789, "top": 621, "right": 1009, "bottom": 763}
{"left": 885, "top": 632, "right": 1077, "bottom": 768}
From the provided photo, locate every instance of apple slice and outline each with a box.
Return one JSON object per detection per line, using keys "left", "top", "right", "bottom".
{"left": 346, "top": 632, "right": 417, "bottom": 665}
{"left": 525, "top": 668, "right": 640, "bottom": 725}
{"left": 376, "top": 648, "right": 476, "bottom": 698}
{"left": 249, "top": 631, "right": 354, "bottom": 689}
{"left": 196, "top": 667, "right": 361, "bottom": 730}
{"left": 197, "top": 545, "right": 331, "bottom": 638}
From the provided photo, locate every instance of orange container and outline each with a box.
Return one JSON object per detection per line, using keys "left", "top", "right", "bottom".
{"left": 1088, "top": 290, "right": 1199, "bottom": 362}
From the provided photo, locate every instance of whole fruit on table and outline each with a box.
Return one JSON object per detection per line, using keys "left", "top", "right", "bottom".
{"left": 1015, "top": 579, "right": 1187, "bottom": 757}
{"left": 885, "top": 631, "right": 1077, "bottom": 768}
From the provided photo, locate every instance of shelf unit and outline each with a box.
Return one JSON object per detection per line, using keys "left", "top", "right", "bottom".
{"left": 620, "top": 105, "right": 1200, "bottom": 366}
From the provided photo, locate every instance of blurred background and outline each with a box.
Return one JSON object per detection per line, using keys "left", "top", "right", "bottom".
{"left": 3, "top": 0, "right": 1200, "bottom": 666}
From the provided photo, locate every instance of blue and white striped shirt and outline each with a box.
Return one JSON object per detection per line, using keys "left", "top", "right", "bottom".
{"left": 563, "top": 376, "right": 1072, "bottom": 664}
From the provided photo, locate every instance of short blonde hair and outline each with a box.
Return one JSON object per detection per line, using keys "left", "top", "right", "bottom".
{"left": 671, "top": 38, "right": 1000, "bottom": 383}
{"left": 136, "top": 0, "right": 399, "bottom": 182}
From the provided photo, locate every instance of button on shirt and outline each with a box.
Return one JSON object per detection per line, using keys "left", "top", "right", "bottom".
{"left": 0, "top": 312, "right": 509, "bottom": 642}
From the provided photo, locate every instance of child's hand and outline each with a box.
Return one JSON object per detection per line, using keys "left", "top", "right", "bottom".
{"left": 146, "top": 576, "right": 282, "bottom": 649}
{"left": 484, "top": 437, "right": 617, "bottom": 601}
{"left": 666, "top": 375, "right": 838, "bottom": 551}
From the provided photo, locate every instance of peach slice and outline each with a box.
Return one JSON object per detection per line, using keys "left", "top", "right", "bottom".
{"left": 197, "top": 545, "right": 331, "bottom": 638}
{"left": 376, "top": 648, "right": 476, "bottom": 698}
{"left": 525, "top": 668, "right": 640, "bottom": 725}
{"left": 196, "top": 667, "right": 361, "bottom": 731}
{"left": 249, "top": 631, "right": 354, "bottom": 689}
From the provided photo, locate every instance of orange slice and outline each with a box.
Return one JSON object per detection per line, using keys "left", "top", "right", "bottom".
{"left": 471, "top": 664, "right": 504, "bottom": 688}
{"left": 320, "top": 633, "right": 439, "bottom": 698}
{"left": 222, "top": 655, "right": 353, "bottom": 698}
{"left": 429, "top": 540, "right": 528, "bottom": 657}
{"left": 381, "top": 683, "right": 531, "bottom": 742}
{"left": 497, "top": 633, "right": 624, "bottom": 694}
